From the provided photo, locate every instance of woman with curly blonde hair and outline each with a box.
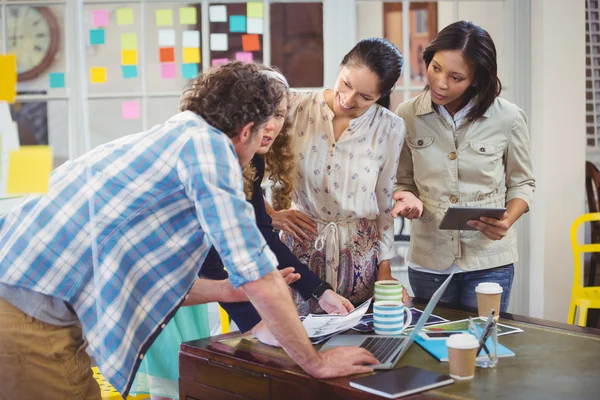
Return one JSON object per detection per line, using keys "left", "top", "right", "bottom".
{"left": 201, "top": 67, "right": 356, "bottom": 347}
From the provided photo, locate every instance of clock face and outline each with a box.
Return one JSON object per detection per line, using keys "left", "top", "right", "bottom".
{"left": 5, "top": 6, "right": 59, "bottom": 81}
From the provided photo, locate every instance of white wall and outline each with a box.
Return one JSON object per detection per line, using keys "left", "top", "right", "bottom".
{"left": 528, "top": 0, "right": 586, "bottom": 322}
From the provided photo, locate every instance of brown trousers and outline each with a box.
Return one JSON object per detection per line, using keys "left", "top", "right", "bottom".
{"left": 0, "top": 297, "right": 100, "bottom": 400}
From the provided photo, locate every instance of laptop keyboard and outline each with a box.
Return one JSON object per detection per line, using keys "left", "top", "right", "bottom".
{"left": 360, "top": 336, "right": 405, "bottom": 363}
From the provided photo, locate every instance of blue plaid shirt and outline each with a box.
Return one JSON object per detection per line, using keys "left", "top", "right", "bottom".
{"left": 0, "top": 111, "right": 277, "bottom": 396}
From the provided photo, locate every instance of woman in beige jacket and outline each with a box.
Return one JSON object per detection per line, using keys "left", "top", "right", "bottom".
{"left": 393, "top": 21, "right": 535, "bottom": 312}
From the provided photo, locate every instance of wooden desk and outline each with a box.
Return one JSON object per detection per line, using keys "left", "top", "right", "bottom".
{"left": 179, "top": 306, "right": 600, "bottom": 399}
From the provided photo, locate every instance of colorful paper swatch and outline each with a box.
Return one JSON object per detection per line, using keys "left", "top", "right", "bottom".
{"left": 247, "top": 2, "right": 264, "bottom": 18}
{"left": 235, "top": 52, "right": 253, "bottom": 63}
{"left": 122, "top": 101, "right": 140, "bottom": 119}
{"left": 210, "top": 34, "right": 228, "bottom": 51}
{"left": 230, "top": 15, "right": 246, "bottom": 33}
{"left": 209, "top": 5, "right": 227, "bottom": 22}
{"left": 241, "top": 34, "right": 260, "bottom": 52}
{"left": 92, "top": 10, "right": 109, "bottom": 27}
{"left": 121, "top": 65, "right": 138, "bottom": 79}
{"left": 182, "top": 30, "right": 200, "bottom": 48}
{"left": 90, "top": 29, "right": 105, "bottom": 45}
{"left": 183, "top": 48, "right": 200, "bottom": 64}
{"left": 117, "top": 8, "right": 134, "bottom": 26}
{"left": 90, "top": 67, "right": 107, "bottom": 83}
{"left": 156, "top": 9, "right": 173, "bottom": 26}
{"left": 161, "top": 63, "right": 176, "bottom": 79}
{"left": 49, "top": 72, "right": 65, "bottom": 88}
{"left": 159, "top": 47, "right": 175, "bottom": 63}
{"left": 247, "top": 18, "right": 263, "bottom": 34}
{"left": 0, "top": 54, "right": 16, "bottom": 103}
{"left": 158, "top": 29, "right": 176, "bottom": 47}
{"left": 211, "top": 58, "right": 229, "bottom": 67}
{"left": 121, "top": 33, "right": 137, "bottom": 50}
{"left": 180, "top": 7, "right": 197, "bottom": 25}
{"left": 7, "top": 146, "right": 53, "bottom": 194}
{"left": 182, "top": 63, "right": 199, "bottom": 80}
{"left": 121, "top": 50, "right": 138, "bottom": 66}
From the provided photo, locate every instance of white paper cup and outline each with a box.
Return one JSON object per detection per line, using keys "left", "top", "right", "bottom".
{"left": 475, "top": 282, "right": 503, "bottom": 319}
{"left": 446, "top": 333, "right": 479, "bottom": 380}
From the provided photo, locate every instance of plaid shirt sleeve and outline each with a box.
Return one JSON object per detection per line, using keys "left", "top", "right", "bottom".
{"left": 176, "top": 130, "right": 277, "bottom": 288}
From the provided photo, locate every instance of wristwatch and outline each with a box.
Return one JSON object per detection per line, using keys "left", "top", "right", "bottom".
{"left": 311, "top": 282, "right": 333, "bottom": 301}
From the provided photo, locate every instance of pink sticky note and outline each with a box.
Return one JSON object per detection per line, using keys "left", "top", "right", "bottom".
{"left": 122, "top": 101, "right": 140, "bottom": 119}
{"left": 235, "top": 52, "right": 254, "bottom": 63}
{"left": 161, "top": 63, "right": 176, "bottom": 79}
{"left": 211, "top": 58, "right": 229, "bottom": 67}
{"left": 92, "top": 10, "right": 109, "bottom": 27}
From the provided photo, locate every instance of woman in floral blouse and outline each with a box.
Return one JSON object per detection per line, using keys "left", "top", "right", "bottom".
{"left": 267, "top": 38, "right": 407, "bottom": 314}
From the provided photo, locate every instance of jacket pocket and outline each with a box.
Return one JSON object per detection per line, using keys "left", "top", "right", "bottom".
{"left": 407, "top": 136, "right": 434, "bottom": 149}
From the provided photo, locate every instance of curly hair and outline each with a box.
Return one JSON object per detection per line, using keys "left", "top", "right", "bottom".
{"left": 179, "top": 61, "right": 283, "bottom": 138}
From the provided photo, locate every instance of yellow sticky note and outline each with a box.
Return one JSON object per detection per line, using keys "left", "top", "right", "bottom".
{"left": 179, "top": 7, "right": 197, "bottom": 25}
{"left": 121, "top": 33, "right": 137, "bottom": 50}
{"left": 182, "top": 47, "right": 200, "bottom": 64}
{"left": 247, "top": 2, "right": 263, "bottom": 18}
{"left": 0, "top": 54, "right": 17, "bottom": 103}
{"left": 156, "top": 9, "right": 173, "bottom": 26}
{"left": 117, "top": 8, "right": 134, "bottom": 25}
{"left": 90, "top": 67, "right": 107, "bottom": 83}
{"left": 121, "top": 50, "right": 138, "bottom": 65}
{"left": 7, "top": 146, "right": 53, "bottom": 195}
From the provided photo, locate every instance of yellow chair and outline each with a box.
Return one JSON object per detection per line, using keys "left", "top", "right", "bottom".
{"left": 91, "top": 366, "right": 150, "bottom": 400}
{"left": 219, "top": 304, "right": 231, "bottom": 333}
{"left": 568, "top": 213, "right": 600, "bottom": 326}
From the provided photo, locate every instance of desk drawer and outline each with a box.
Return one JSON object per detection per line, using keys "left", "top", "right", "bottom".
{"left": 180, "top": 354, "right": 269, "bottom": 400}
{"left": 180, "top": 379, "right": 251, "bottom": 400}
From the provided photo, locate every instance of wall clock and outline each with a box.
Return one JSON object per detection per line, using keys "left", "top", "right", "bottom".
{"left": 5, "top": 6, "right": 60, "bottom": 81}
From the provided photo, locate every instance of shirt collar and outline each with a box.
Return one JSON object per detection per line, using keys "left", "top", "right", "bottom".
{"left": 415, "top": 89, "right": 493, "bottom": 118}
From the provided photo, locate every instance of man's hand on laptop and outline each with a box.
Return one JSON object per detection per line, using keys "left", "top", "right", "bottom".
{"left": 304, "top": 347, "right": 379, "bottom": 378}
{"left": 319, "top": 290, "right": 354, "bottom": 315}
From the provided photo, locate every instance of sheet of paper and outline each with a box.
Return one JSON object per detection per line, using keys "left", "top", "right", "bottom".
{"left": 90, "top": 67, "right": 107, "bottom": 83}
{"left": 121, "top": 65, "right": 138, "bottom": 79}
{"left": 247, "top": 2, "right": 264, "bottom": 18}
{"left": 49, "top": 72, "right": 65, "bottom": 89}
{"left": 209, "top": 5, "right": 227, "bottom": 22}
{"left": 246, "top": 18, "right": 263, "bottom": 34}
{"left": 161, "top": 63, "right": 176, "bottom": 79}
{"left": 89, "top": 29, "right": 105, "bottom": 45}
{"left": 156, "top": 9, "right": 173, "bottom": 26}
{"left": 302, "top": 298, "right": 371, "bottom": 338}
{"left": 182, "top": 48, "right": 200, "bottom": 64}
{"left": 211, "top": 58, "right": 229, "bottom": 67}
{"left": 121, "top": 33, "right": 137, "bottom": 50}
{"left": 117, "top": 8, "right": 133, "bottom": 26}
{"left": 241, "top": 34, "right": 260, "bottom": 52}
{"left": 92, "top": 10, "right": 109, "bottom": 27}
{"left": 230, "top": 15, "right": 246, "bottom": 32}
{"left": 158, "top": 29, "right": 176, "bottom": 47}
{"left": 210, "top": 33, "right": 228, "bottom": 51}
{"left": 235, "top": 52, "right": 253, "bottom": 63}
{"left": 6, "top": 146, "right": 53, "bottom": 195}
{"left": 0, "top": 54, "right": 16, "bottom": 103}
{"left": 179, "top": 7, "right": 197, "bottom": 25}
{"left": 121, "top": 101, "right": 140, "bottom": 120}
{"left": 121, "top": 50, "right": 138, "bottom": 66}
{"left": 182, "top": 30, "right": 200, "bottom": 48}
{"left": 181, "top": 63, "right": 198, "bottom": 80}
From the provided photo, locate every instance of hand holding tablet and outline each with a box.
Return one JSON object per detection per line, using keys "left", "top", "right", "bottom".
{"left": 438, "top": 207, "right": 507, "bottom": 231}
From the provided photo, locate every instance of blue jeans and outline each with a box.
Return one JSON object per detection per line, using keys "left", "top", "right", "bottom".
{"left": 408, "top": 264, "right": 515, "bottom": 312}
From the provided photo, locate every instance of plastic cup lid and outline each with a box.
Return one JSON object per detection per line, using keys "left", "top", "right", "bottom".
{"left": 446, "top": 333, "right": 480, "bottom": 349}
{"left": 475, "top": 282, "right": 503, "bottom": 294}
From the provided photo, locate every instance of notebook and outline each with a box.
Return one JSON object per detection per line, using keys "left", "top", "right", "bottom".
{"left": 415, "top": 335, "right": 515, "bottom": 362}
{"left": 349, "top": 366, "right": 454, "bottom": 399}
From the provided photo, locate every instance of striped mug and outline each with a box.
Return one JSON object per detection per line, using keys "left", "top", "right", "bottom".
{"left": 373, "top": 301, "right": 412, "bottom": 336}
{"left": 374, "top": 280, "right": 403, "bottom": 303}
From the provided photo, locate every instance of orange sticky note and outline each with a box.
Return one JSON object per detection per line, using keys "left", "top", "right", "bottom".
{"left": 0, "top": 54, "right": 17, "bottom": 103}
{"left": 241, "top": 34, "right": 260, "bottom": 52}
{"left": 90, "top": 67, "right": 107, "bottom": 83}
{"left": 7, "top": 146, "right": 53, "bottom": 194}
{"left": 121, "top": 50, "right": 138, "bottom": 66}
{"left": 182, "top": 47, "right": 200, "bottom": 64}
{"left": 159, "top": 47, "right": 175, "bottom": 63}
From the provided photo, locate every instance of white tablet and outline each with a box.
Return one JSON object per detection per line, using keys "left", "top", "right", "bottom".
{"left": 438, "top": 207, "right": 506, "bottom": 231}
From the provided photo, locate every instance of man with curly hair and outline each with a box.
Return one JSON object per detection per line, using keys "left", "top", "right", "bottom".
{"left": 0, "top": 62, "right": 377, "bottom": 400}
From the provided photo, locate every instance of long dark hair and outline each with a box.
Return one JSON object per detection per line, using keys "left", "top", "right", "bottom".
{"left": 423, "top": 21, "right": 501, "bottom": 121}
{"left": 341, "top": 38, "right": 403, "bottom": 109}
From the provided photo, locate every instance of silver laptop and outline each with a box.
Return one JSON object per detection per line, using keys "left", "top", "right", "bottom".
{"left": 319, "top": 272, "right": 454, "bottom": 369}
